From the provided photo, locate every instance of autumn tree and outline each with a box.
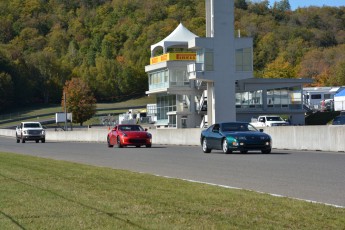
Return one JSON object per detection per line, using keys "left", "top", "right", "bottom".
{"left": 61, "top": 78, "right": 96, "bottom": 126}
{"left": 262, "top": 56, "right": 296, "bottom": 79}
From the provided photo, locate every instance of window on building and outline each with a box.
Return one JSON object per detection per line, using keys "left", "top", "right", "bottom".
{"left": 196, "top": 49, "right": 213, "bottom": 71}
{"left": 169, "top": 115, "right": 177, "bottom": 127}
{"left": 236, "top": 48, "right": 252, "bottom": 71}
{"left": 267, "top": 87, "right": 302, "bottom": 109}
{"left": 236, "top": 90, "right": 262, "bottom": 108}
{"left": 157, "top": 94, "right": 176, "bottom": 123}
{"left": 170, "top": 68, "right": 189, "bottom": 86}
{"left": 149, "top": 69, "right": 168, "bottom": 90}
{"left": 147, "top": 104, "right": 157, "bottom": 116}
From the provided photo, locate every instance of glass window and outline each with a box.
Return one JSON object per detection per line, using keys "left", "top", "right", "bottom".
{"left": 148, "top": 69, "right": 169, "bottom": 90}
{"left": 311, "top": 94, "right": 321, "bottom": 99}
{"left": 169, "top": 115, "right": 176, "bottom": 127}
{"left": 204, "top": 50, "right": 214, "bottom": 71}
{"left": 236, "top": 48, "right": 252, "bottom": 71}
{"left": 170, "top": 68, "right": 189, "bottom": 86}
{"left": 157, "top": 94, "right": 176, "bottom": 123}
{"left": 196, "top": 49, "right": 213, "bottom": 71}
{"left": 236, "top": 91, "right": 262, "bottom": 109}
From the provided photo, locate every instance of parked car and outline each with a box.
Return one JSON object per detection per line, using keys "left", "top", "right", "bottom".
{"left": 250, "top": 115, "right": 289, "bottom": 127}
{"left": 16, "top": 122, "right": 46, "bottom": 143}
{"left": 200, "top": 122, "right": 271, "bottom": 154}
{"left": 332, "top": 115, "right": 345, "bottom": 125}
{"left": 107, "top": 124, "right": 152, "bottom": 148}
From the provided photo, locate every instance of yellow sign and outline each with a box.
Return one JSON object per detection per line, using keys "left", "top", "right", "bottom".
{"left": 150, "top": 53, "right": 196, "bottom": 64}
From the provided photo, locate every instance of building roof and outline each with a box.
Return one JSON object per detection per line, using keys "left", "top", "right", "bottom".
{"left": 150, "top": 23, "right": 198, "bottom": 56}
{"left": 335, "top": 89, "right": 345, "bottom": 97}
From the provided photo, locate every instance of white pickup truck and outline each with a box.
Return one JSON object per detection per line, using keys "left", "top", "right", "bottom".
{"left": 16, "top": 121, "right": 46, "bottom": 143}
{"left": 250, "top": 115, "right": 289, "bottom": 127}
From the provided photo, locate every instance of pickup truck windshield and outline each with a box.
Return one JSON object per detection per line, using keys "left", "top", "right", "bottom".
{"left": 24, "top": 123, "right": 41, "bottom": 128}
{"left": 266, "top": 117, "right": 284, "bottom": 121}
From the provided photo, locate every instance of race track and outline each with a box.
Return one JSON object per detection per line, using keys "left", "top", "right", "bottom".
{"left": 0, "top": 136, "right": 344, "bottom": 208}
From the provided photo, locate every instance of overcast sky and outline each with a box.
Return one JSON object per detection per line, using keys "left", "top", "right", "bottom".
{"left": 267, "top": 0, "right": 344, "bottom": 10}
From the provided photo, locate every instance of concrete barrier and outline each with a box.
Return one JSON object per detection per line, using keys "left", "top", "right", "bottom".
{"left": 1, "top": 126, "right": 345, "bottom": 152}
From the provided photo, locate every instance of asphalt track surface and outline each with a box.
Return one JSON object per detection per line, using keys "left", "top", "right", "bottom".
{"left": 0, "top": 136, "right": 344, "bottom": 208}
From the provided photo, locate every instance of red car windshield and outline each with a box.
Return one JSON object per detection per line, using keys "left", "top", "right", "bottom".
{"left": 118, "top": 125, "right": 144, "bottom": 131}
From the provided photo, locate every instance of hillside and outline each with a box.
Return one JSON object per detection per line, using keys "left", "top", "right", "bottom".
{"left": 0, "top": 0, "right": 344, "bottom": 111}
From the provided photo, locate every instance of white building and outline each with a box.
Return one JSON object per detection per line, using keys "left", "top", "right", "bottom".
{"left": 145, "top": 0, "right": 311, "bottom": 128}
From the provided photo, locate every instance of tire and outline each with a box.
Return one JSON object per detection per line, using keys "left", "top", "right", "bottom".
{"left": 41, "top": 139, "right": 45, "bottom": 143}
{"left": 240, "top": 150, "right": 248, "bottom": 154}
{"left": 16, "top": 134, "right": 20, "bottom": 143}
{"left": 202, "top": 138, "right": 211, "bottom": 153}
{"left": 146, "top": 144, "right": 152, "bottom": 148}
{"left": 35, "top": 140, "right": 39, "bottom": 143}
{"left": 21, "top": 135, "right": 25, "bottom": 143}
{"left": 107, "top": 137, "right": 113, "bottom": 148}
{"left": 117, "top": 137, "right": 123, "bottom": 148}
{"left": 136, "top": 145, "right": 140, "bottom": 148}
{"left": 222, "top": 139, "right": 232, "bottom": 154}
{"left": 262, "top": 149, "right": 271, "bottom": 154}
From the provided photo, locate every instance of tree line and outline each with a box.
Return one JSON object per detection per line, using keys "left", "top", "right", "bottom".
{"left": 0, "top": 0, "right": 345, "bottom": 112}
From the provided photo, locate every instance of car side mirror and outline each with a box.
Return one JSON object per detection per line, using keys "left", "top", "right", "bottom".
{"left": 112, "top": 128, "right": 116, "bottom": 131}
{"left": 145, "top": 128, "right": 148, "bottom": 131}
{"left": 259, "top": 129, "right": 264, "bottom": 132}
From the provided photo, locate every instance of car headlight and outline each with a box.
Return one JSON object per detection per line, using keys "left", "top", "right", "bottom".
{"left": 42, "top": 130, "right": 45, "bottom": 135}
{"left": 122, "top": 132, "right": 127, "bottom": 137}
{"left": 23, "top": 131, "right": 27, "bottom": 134}
{"left": 147, "top": 133, "right": 152, "bottom": 138}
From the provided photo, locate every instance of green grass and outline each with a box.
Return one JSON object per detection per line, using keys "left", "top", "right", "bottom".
{"left": 0, "top": 152, "right": 344, "bottom": 229}
{"left": 0, "top": 96, "right": 156, "bottom": 127}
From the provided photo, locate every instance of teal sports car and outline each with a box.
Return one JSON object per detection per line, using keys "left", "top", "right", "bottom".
{"left": 200, "top": 122, "right": 272, "bottom": 154}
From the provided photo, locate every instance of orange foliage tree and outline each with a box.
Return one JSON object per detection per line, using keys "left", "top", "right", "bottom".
{"left": 61, "top": 78, "right": 96, "bottom": 126}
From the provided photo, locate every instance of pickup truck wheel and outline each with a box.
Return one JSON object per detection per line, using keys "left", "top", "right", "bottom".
{"left": 41, "top": 139, "right": 45, "bottom": 143}
{"left": 16, "top": 134, "right": 20, "bottom": 143}
{"left": 35, "top": 140, "right": 39, "bottom": 143}
{"left": 21, "top": 135, "right": 25, "bottom": 143}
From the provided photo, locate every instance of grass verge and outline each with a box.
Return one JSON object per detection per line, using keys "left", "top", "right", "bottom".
{"left": 0, "top": 152, "right": 344, "bottom": 229}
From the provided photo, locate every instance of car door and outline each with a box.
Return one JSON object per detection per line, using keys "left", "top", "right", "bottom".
{"left": 110, "top": 126, "right": 119, "bottom": 144}
{"left": 208, "top": 124, "right": 222, "bottom": 149}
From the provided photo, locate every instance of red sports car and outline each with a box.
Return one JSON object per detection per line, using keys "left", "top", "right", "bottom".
{"left": 107, "top": 124, "right": 152, "bottom": 148}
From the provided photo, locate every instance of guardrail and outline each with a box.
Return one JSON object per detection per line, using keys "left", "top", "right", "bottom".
{"left": 1, "top": 126, "right": 345, "bottom": 152}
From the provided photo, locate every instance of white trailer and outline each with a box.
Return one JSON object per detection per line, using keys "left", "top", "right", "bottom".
{"left": 334, "top": 89, "right": 345, "bottom": 111}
